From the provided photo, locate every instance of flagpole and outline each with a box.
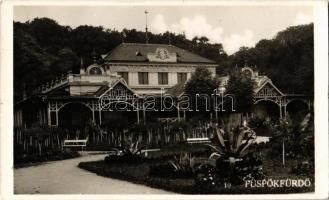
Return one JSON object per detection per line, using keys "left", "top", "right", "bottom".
{"left": 145, "top": 10, "right": 149, "bottom": 44}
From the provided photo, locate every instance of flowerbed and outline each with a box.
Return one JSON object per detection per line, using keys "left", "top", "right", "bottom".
{"left": 78, "top": 159, "right": 314, "bottom": 194}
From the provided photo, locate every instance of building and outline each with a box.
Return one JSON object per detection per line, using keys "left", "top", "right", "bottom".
{"left": 100, "top": 43, "right": 217, "bottom": 95}
{"left": 14, "top": 42, "right": 312, "bottom": 130}
{"left": 14, "top": 43, "right": 218, "bottom": 128}
{"left": 218, "top": 66, "right": 312, "bottom": 120}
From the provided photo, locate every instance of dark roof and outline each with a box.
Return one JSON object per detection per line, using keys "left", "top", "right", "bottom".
{"left": 103, "top": 43, "right": 216, "bottom": 64}
{"left": 165, "top": 83, "right": 185, "bottom": 97}
{"left": 94, "top": 84, "right": 110, "bottom": 97}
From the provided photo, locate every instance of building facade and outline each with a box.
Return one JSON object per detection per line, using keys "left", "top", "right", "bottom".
{"left": 14, "top": 43, "right": 218, "bottom": 128}
{"left": 100, "top": 43, "right": 217, "bottom": 95}
{"left": 218, "top": 66, "right": 312, "bottom": 120}
{"left": 14, "top": 43, "right": 312, "bottom": 130}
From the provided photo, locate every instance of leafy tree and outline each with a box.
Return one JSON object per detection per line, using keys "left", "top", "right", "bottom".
{"left": 225, "top": 69, "right": 255, "bottom": 113}
{"left": 184, "top": 67, "right": 219, "bottom": 111}
{"left": 230, "top": 23, "right": 314, "bottom": 94}
{"left": 28, "top": 18, "right": 71, "bottom": 54}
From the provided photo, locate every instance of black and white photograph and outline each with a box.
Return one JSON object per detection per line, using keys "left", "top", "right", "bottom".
{"left": 0, "top": 0, "right": 328, "bottom": 198}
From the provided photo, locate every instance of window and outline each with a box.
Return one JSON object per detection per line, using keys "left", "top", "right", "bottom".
{"left": 138, "top": 72, "right": 149, "bottom": 85}
{"left": 177, "top": 73, "right": 187, "bottom": 84}
{"left": 118, "top": 72, "right": 129, "bottom": 83}
{"left": 158, "top": 72, "right": 168, "bottom": 85}
{"left": 89, "top": 67, "right": 102, "bottom": 75}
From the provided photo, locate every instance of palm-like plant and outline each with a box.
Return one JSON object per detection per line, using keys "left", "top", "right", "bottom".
{"left": 207, "top": 123, "right": 257, "bottom": 161}
{"left": 122, "top": 141, "right": 144, "bottom": 156}
{"left": 194, "top": 122, "right": 263, "bottom": 187}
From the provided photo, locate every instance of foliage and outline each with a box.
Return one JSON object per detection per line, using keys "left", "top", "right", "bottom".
{"left": 184, "top": 67, "right": 220, "bottom": 111}
{"left": 230, "top": 24, "right": 313, "bottom": 94}
{"left": 104, "top": 140, "right": 146, "bottom": 164}
{"left": 224, "top": 69, "right": 255, "bottom": 113}
{"left": 268, "top": 113, "right": 314, "bottom": 162}
{"left": 193, "top": 123, "right": 264, "bottom": 186}
{"left": 208, "top": 125, "right": 257, "bottom": 159}
{"left": 149, "top": 153, "right": 194, "bottom": 178}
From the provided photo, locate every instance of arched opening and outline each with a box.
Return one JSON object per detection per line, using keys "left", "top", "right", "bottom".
{"left": 252, "top": 100, "right": 280, "bottom": 120}
{"left": 58, "top": 102, "right": 92, "bottom": 129}
{"left": 250, "top": 100, "right": 281, "bottom": 136}
{"left": 286, "top": 99, "right": 309, "bottom": 123}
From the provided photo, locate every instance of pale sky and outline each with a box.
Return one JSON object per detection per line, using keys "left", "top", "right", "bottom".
{"left": 14, "top": 6, "right": 313, "bottom": 55}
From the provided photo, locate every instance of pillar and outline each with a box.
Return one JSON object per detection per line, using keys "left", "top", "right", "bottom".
{"left": 92, "top": 110, "right": 95, "bottom": 123}
{"left": 99, "top": 110, "right": 102, "bottom": 125}
{"left": 177, "top": 103, "right": 180, "bottom": 121}
{"left": 137, "top": 109, "right": 140, "bottom": 123}
{"left": 143, "top": 107, "right": 146, "bottom": 121}
{"left": 55, "top": 110, "right": 59, "bottom": 127}
{"left": 47, "top": 102, "right": 51, "bottom": 126}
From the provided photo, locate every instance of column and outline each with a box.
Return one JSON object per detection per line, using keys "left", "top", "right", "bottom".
{"left": 92, "top": 110, "right": 95, "bottom": 123}
{"left": 55, "top": 110, "right": 59, "bottom": 127}
{"left": 55, "top": 102, "right": 59, "bottom": 127}
{"left": 92, "top": 101, "right": 95, "bottom": 124}
{"left": 99, "top": 110, "right": 102, "bottom": 125}
{"left": 137, "top": 109, "right": 140, "bottom": 123}
{"left": 47, "top": 102, "right": 51, "bottom": 126}
{"left": 143, "top": 106, "right": 146, "bottom": 122}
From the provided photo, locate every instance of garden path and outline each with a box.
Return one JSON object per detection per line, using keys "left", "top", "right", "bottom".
{"left": 14, "top": 153, "right": 174, "bottom": 194}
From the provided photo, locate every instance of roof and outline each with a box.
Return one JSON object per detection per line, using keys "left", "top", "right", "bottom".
{"left": 165, "top": 83, "right": 185, "bottom": 97}
{"left": 255, "top": 79, "right": 284, "bottom": 96}
{"left": 103, "top": 43, "right": 216, "bottom": 64}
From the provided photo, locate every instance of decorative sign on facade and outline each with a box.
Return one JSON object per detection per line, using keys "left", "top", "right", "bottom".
{"left": 257, "top": 83, "right": 280, "bottom": 97}
{"left": 147, "top": 48, "right": 177, "bottom": 62}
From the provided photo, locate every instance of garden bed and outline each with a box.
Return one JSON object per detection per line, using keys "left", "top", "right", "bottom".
{"left": 78, "top": 159, "right": 314, "bottom": 194}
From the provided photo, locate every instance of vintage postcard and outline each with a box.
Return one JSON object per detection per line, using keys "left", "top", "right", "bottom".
{"left": 0, "top": 0, "right": 328, "bottom": 199}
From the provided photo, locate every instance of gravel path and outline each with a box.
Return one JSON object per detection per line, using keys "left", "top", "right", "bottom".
{"left": 14, "top": 153, "right": 174, "bottom": 194}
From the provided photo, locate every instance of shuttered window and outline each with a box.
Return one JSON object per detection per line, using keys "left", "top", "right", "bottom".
{"left": 177, "top": 73, "right": 187, "bottom": 84}
{"left": 138, "top": 72, "right": 149, "bottom": 85}
{"left": 158, "top": 72, "right": 168, "bottom": 85}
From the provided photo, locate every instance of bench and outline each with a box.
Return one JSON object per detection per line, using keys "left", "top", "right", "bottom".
{"left": 186, "top": 137, "right": 211, "bottom": 144}
{"left": 63, "top": 138, "right": 88, "bottom": 150}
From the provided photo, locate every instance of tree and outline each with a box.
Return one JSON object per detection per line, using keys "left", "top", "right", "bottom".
{"left": 185, "top": 67, "right": 219, "bottom": 112}
{"left": 230, "top": 23, "right": 314, "bottom": 94}
{"left": 28, "top": 17, "right": 71, "bottom": 54}
{"left": 225, "top": 69, "right": 255, "bottom": 113}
